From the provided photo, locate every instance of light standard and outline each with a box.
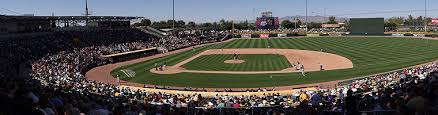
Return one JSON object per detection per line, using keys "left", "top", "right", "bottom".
{"left": 84, "top": 0, "right": 90, "bottom": 26}
{"left": 172, "top": 0, "right": 175, "bottom": 30}
{"left": 312, "top": 9, "right": 327, "bottom": 24}
{"left": 323, "top": 8, "right": 326, "bottom": 28}
{"left": 294, "top": 18, "right": 297, "bottom": 29}
{"left": 424, "top": 0, "right": 427, "bottom": 32}
{"left": 305, "top": 0, "right": 308, "bottom": 32}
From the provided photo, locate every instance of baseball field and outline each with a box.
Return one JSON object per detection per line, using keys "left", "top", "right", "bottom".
{"left": 110, "top": 37, "right": 438, "bottom": 88}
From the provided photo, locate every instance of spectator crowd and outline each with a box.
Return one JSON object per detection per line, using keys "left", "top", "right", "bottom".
{"left": 0, "top": 28, "right": 437, "bottom": 115}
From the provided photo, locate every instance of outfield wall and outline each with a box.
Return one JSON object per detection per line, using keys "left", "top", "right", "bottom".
{"left": 232, "top": 33, "right": 438, "bottom": 38}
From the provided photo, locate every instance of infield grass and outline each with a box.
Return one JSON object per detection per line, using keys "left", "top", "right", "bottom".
{"left": 181, "top": 54, "right": 292, "bottom": 71}
{"left": 112, "top": 37, "right": 438, "bottom": 88}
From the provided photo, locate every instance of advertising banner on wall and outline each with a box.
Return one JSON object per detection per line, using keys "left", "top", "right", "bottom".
{"left": 329, "top": 33, "right": 343, "bottom": 36}
{"left": 392, "top": 34, "right": 405, "bottom": 37}
{"left": 307, "top": 34, "right": 320, "bottom": 37}
{"left": 432, "top": 18, "right": 438, "bottom": 25}
{"left": 241, "top": 34, "right": 251, "bottom": 38}
{"left": 260, "top": 34, "right": 269, "bottom": 38}
{"left": 278, "top": 34, "right": 287, "bottom": 37}
{"left": 413, "top": 34, "right": 426, "bottom": 37}
{"left": 322, "top": 24, "right": 341, "bottom": 28}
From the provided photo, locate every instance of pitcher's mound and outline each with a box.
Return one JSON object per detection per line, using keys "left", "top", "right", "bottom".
{"left": 224, "top": 60, "right": 245, "bottom": 64}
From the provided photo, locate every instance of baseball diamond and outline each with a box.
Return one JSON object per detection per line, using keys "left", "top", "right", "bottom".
{"left": 92, "top": 37, "right": 438, "bottom": 88}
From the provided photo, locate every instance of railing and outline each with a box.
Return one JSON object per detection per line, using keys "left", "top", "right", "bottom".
{"left": 358, "top": 110, "right": 397, "bottom": 115}
{"left": 140, "top": 106, "right": 347, "bottom": 115}
{"left": 142, "top": 106, "right": 438, "bottom": 115}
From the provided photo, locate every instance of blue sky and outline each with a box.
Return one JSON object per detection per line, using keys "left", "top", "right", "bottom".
{"left": 1, "top": 0, "right": 437, "bottom": 22}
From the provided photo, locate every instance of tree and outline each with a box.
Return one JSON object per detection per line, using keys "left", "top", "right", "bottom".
{"left": 132, "top": 18, "right": 152, "bottom": 27}
{"left": 151, "top": 22, "right": 160, "bottom": 28}
{"left": 384, "top": 22, "right": 398, "bottom": 31}
{"left": 281, "top": 20, "right": 292, "bottom": 29}
{"left": 417, "top": 16, "right": 424, "bottom": 26}
{"left": 404, "top": 15, "right": 415, "bottom": 26}
{"left": 176, "top": 20, "right": 186, "bottom": 28}
{"left": 308, "top": 22, "right": 322, "bottom": 29}
{"left": 212, "top": 22, "right": 220, "bottom": 30}
{"left": 223, "top": 21, "right": 233, "bottom": 30}
{"left": 343, "top": 20, "right": 349, "bottom": 29}
{"left": 387, "top": 17, "right": 404, "bottom": 26}
{"left": 202, "top": 23, "right": 213, "bottom": 28}
{"left": 426, "top": 17, "right": 432, "bottom": 25}
{"left": 241, "top": 20, "right": 249, "bottom": 30}
{"left": 327, "top": 16, "right": 337, "bottom": 24}
{"left": 140, "top": 19, "right": 152, "bottom": 26}
{"left": 132, "top": 23, "right": 142, "bottom": 27}
{"left": 216, "top": 19, "right": 234, "bottom": 30}
{"left": 296, "top": 19, "right": 302, "bottom": 28}
{"left": 167, "top": 20, "right": 176, "bottom": 28}
{"left": 247, "top": 23, "right": 256, "bottom": 30}
{"left": 186, "top": 21, "right": 196, "bottom": 28}
{"left": 150, "top": 21, "right": 171, "bottom": 29}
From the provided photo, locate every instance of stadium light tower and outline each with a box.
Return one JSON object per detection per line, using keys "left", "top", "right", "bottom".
{"left": 424, "top": 0, "right": 427, "bottom": 32}
{"left": 84, "top": 0, "right": 91, "bottom": 26}
{"left": 305, "top": 0, "right": 308, "bottom": 32}
{"left": 312, "top": 8, "right": 327, "bottom": 26}
{"left": 324, "top": 8, "right": 326, "bottom": 26}
{"left": 172, "top": 0, "right": 175, "bottom": 31}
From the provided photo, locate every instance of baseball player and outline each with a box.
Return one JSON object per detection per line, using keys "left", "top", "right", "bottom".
{"left": 233, "top": 53, "right": 237, "bottom": 60}
{"left": 320, "top": 63, "right": 324, "bottom": 71}
{"left": 300, "top": 64, "right": 306, "bottom": 76}
{"left": 296, "top": 61, "right": 301, "bottom": 70}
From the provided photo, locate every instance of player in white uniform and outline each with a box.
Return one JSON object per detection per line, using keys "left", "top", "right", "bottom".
{"left": 300, "top": 64, "right": 305, "bottom": 76}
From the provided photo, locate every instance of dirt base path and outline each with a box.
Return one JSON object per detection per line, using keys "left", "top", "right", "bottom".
{"left": 224, "top": 60, "right": 245, "bottom": 64}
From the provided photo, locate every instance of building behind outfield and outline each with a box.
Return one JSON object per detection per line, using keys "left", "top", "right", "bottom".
{"left": 349, "top": 18, "right": 384, "bottom": 36}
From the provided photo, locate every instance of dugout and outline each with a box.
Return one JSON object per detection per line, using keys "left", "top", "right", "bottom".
{"left": 102, "top": 47, "right": 159, "bottom": 63}
{"left": 349, "top": 18, "right": 384, "bottom": 36}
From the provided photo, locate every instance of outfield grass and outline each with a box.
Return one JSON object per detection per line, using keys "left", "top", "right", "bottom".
{"left": 112, "top": 37, "right": 438, "bottom": 88}
{"left": 181, "top": 54, "right": 292, "bottom": 71}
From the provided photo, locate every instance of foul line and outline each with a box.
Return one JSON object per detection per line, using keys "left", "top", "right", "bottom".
{"left": 120, "top": 70, "right": 132, "bottom": 78}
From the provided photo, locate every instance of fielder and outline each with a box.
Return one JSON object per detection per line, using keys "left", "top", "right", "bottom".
{"left": 300, "top": 64, "right": 306, "bottom": 76}
{"left": 320, "top": 63, "right": 324, "bottom": 71}
{"left": 296, "top": 61, "right": 301, "bottom": 70}
{"left": 233, "top": 53, "right": 237, "bottom": 60}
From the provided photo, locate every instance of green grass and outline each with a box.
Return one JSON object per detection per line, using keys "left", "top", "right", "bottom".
{"left": 181, "top": 54, "right": 292, "bottom": 71}
{"left": 111, "top": 37, "right": 438, "bottom": 88}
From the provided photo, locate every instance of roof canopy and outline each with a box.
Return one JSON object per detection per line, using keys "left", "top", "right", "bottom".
{"left": 0, "top": 15, "right": 142, "bottom": 21}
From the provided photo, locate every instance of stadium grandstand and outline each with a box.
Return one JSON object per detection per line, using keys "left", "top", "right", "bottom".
{"left": 1, "top": 0, "right": 438, "bottom": 115}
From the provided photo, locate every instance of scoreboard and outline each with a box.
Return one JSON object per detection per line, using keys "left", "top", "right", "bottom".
{"left": 349, "top": 18, "right": 384, "bottom": 35}
{"left": 256, "top": 17, "right": 280, "bottom": 29}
